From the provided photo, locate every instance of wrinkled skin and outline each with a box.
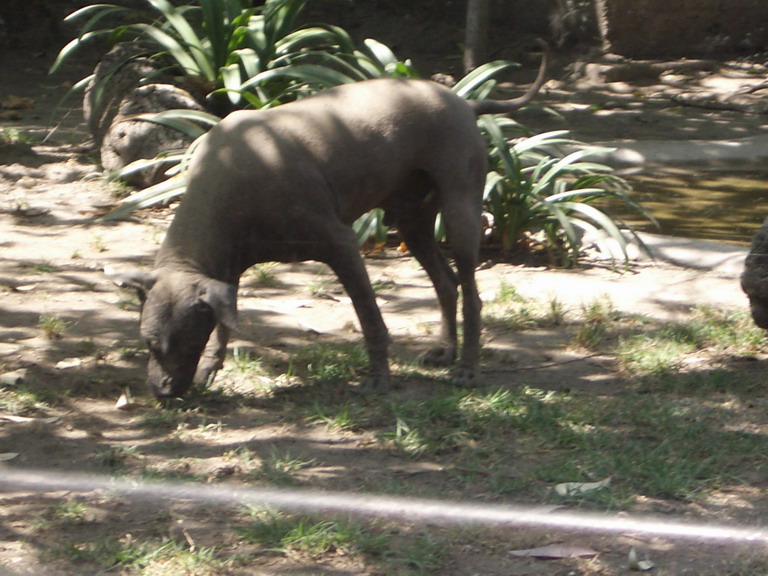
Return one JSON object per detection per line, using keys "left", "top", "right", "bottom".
{"left": 742, "top": 217, "right": 768, "bottom": 329}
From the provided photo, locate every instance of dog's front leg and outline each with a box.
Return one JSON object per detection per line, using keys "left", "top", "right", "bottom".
{"left": 325, "top": 230, "right": 391, "bottom": 391}
{"left": 193, "top": 323, "right": 230, "bottom": 388}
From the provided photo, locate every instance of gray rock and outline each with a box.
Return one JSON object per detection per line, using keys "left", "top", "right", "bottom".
{"left": 83, "top": 43, "right": 165, "bottom": 147}
{"left": 100, "top": 83, "right": 204, "bottom": 187}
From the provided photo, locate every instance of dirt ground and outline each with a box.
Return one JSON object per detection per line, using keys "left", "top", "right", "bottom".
{"left": 3, "top": 10, "right": 768, "bottom": 575}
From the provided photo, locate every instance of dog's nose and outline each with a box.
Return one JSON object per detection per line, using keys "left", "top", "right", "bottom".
{"left": 151, "top": 375, "right": 177, "bottom": 399}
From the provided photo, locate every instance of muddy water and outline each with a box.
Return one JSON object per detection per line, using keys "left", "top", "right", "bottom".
{"left": 615, "top": 170, "right": 768, "bottom": 245}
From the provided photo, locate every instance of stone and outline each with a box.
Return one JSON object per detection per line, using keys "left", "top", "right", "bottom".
{"left": 100, "top": 83, "right": 204, "bottom": 188}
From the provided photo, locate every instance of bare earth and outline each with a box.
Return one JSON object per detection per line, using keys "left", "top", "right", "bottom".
{"left": 2, "top": 42, "right": 768, "bottom": 575}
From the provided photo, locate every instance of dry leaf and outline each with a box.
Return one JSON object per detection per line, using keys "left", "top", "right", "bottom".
{"left": 0, "top": 414, "right": 59, "bottom": 424}
{"left": 0, "top": 453, "right": 19, "bottom": 461}
{"left": 0, "top": 369, "right": 27, "bottom": 386}
{"left": 115, "top": 388, "right": 143, "bottom": 411}
{"left": 510, "top": 543, "right": 599, "bottom": 559}
{"left": 555, "top": 476, "right": 611, "bottom": 496}
{"left": 628, "top": 547, "right": 655, "bottom": 571}
{"left": 55, "top": 358, "right": 82, "bottom": 370}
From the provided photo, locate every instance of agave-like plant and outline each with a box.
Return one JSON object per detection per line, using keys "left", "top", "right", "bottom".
{"left": 51, "top": 0, "right": 400, "bottom": 114}
{"left": 56, "top": 0, "right": 418, "bottom": 219}
{"left": 480, "top": 116, "right": 655, "bottom": 266}
{"left": 59, "top": 1, "right": 650, "bottom": 264}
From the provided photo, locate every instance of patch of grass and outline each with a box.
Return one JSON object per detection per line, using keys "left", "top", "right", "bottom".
{"left": 239, "top": 508, "right": 388, "bottom": 558}
{"left": 0, "top": 387, "right": 51, "bottom": 415}
{"left": 371, "top": 278, "right": 397, "bottom": 293}
{"left": 383, "top": 530, "right": 446, "bottom": 573}
{"left": 0, "top": 127, "right": 34, "bottom": 144}
{"left": 298, "top": 342, "right": 370, "bottom": 386}
{"left": 244, "top": 263, "right": 281, "bottom": 287}
{"left": 140, "top": 460, "right": 208, "bottom": 484}
{"left": 117, "top": 296, "right": 141, "bottom": 310}
{"left": 47, "top": 536, "right": 224, "bottom": 575}
{"left": 483, "top": 281, "right": 565, "bottom": 331}
{"left": 117, "top": 346, "right": 142, "bottom": 360}
{"left": 250, "top": 448, "right": 316, "bottom": 485}
{"left": 94, "top": 445, "right": 139, "bottom": 468}
{"left": 89, "top": 234, "right": 107, "bottom": 253}
{"left": 39, "top": 314, "right": 69, "bottom": 339}
{"left": 363, "top": 375, "right": 768, "bottom": 508}
{"left": 572, "top": 296, "right": 623, "bottom": 350}
{"left": 230, "top": 348, "right": 267, "bottom": 375}
{"left": 617, "top": 306, "right": 767, "bottom": 378}
{"left": 140, "top": 406, "right": 190, "bottom": 430}
{"left": 307, "top": 399, "right": 361, "bottom": 431}
{"left": 21, "top": 260, "right": 59, "bottom": 274}
{"left": 520, "top": 389, "right": 768, "bottom": 505}
{"left": 306, "top": 273, "right": 339, "bottom": 298}
{"left": 617, "top": 331, "right": 694, "bottom": 377}
{"left": 34, "top": 500, "right": 89, "bottom": 531}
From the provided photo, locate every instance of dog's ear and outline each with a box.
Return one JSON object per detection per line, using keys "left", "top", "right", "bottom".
{"left": 105, "top": 266, "right": 156, "bottom": 303}
{"left": 198, "top": 278, "right": 238, "bottom": 331}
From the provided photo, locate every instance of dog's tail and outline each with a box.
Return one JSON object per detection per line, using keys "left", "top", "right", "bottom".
{"left": 468, "top": 40, "right": 549, "bottom": 117}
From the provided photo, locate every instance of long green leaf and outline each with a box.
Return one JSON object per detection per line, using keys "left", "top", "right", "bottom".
{"left": 453, "top": 60, "right": 519, "bottom": 98}
{"left": 124, "top": 111, "right": 217, "bottom": 139}
{"left": 104, "top": 177, "right": 188, "bottom": 220}
{"left": 221, "top": 63, "right": 246, "bottom": 104}
{"left": 146, "top": 0, "right": 216, "bottom": 80}
{"left": 558, "top": 201, "right": 630, "bottom": 259}
{"left": 50, "top": 30, "right": 113, "bottom": 73}
{"left": 130, "top": 23, "right": 201, "bottom": 76}
{"left": 279, "top": 25, "right": 354, "bottom": 54}
{"left": 241, "top": 64, "right": 357, "bottom": 91}
{"left": 530, "top": 149, "right": 608, "bottom": 197}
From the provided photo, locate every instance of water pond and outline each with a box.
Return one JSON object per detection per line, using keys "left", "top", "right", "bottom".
{"left": 616, "top": 170, "right": 768, "bottom": 245}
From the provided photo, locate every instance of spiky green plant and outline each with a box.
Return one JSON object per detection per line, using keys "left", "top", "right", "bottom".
{"left": 480, "top": 118, "right": 655, "bottom": 266}
{"left": 56, "top": 0, "right": 418, "bottom": 219}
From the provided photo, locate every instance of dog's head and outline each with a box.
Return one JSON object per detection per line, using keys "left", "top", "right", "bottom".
{"left": 114, "top": 269, "right": 237, "bottom": 398}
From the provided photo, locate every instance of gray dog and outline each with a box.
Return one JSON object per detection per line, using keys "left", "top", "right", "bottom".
{"left": 118, "top": 51, "right": 547, "bottom": 399}
{"left": 742, "top": 216, "right": 768, "bottom": 328}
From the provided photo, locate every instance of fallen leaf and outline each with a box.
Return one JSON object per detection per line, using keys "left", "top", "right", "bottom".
{"left": 510, "top": 543, "right": 599, "bottom": 559}
{"left": 555, "top": 476, "right": 612, "bottom": 496}
{"left": 55, "top": 358, "right": 82, "bottom": 370}
{"left": 0, "top": 453, "right": 19, "bottom": 461}
{"left": 628, "top": 547, "right": 655, "bottom": 571}
{"left": 115, "top": 388, "right": 143, "bottom": 411}
{"left": 0, "top": 369, "right": 27, "bottom": 386}
{"left": 0, "top": 414, "right": 60, "bottom": 424}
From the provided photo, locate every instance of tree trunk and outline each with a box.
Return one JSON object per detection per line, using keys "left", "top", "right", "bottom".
{"left": 463, "top": 0, "right": 490, "bottom": 72}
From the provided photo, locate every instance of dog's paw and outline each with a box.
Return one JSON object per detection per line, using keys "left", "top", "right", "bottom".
{"left": 193, "top": 366, "right": 219, "bottom": 388}
{"left": 360, "top": 372, "right": 392, "bottom": 393}
{"left": 421, "top": 346, "right": 457, "bottom": 367}
{"left": 449, "top": 364, "right": 478, "bottom": 388}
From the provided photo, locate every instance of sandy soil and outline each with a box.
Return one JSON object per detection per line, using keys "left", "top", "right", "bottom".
{"left": 2, "top": 26, "right": 768, "bottom": 576}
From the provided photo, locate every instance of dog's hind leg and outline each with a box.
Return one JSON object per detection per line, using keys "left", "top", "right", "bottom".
{"left": 395, "top": 201, "right": 462, "bottom": 369}
{"left": 433, "top": 177, "right": 485, "bottom": 386}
